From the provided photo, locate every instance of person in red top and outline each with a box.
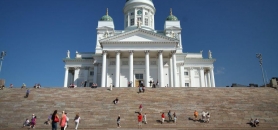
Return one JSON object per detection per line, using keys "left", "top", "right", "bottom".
{"left": 139, "top": 104, "right": 143, "bottom": 112}
{"left": 60, "top": 111, "right": 67, "bottom": 130}
{"left": 161, "top": 113, "right": 165, "bottom": 124}
{"left": 138, "top": 113, "right": 143, "bottom": 129}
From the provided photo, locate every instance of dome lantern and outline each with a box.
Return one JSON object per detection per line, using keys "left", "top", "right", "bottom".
{"left": 166, "top": 8, "right": 178, "bottom": 21}
{"left": 100, "top": 8, "right": 113, "bottom": 21}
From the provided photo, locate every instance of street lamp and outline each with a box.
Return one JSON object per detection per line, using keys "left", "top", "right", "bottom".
{"left": 256, "top": 53, "right": 266, "bottom": 87}
{"left": 0, "top": 51, "right": 7, "bottom": 74}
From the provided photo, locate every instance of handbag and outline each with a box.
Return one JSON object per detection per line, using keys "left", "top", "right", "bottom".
{"left": 54, "top": 116, "right": 59, "bottom": 122}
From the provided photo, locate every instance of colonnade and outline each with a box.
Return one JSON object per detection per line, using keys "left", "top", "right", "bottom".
{"left": 101, "top": 50, "right": 178, "bottom": 87}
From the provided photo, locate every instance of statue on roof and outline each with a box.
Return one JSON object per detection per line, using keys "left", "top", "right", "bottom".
{"left": 67, "top": 50, "right": 70, "bottom": 58}
{"left": 208, "top": 50, "right": 212, "bottom": 59}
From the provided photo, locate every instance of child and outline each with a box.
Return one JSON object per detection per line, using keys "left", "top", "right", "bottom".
{"left": 22, "top": 119, "right": 30, "bottom": 127}
{"left": 143, "top": 113, "right": 147, "bottom": 124}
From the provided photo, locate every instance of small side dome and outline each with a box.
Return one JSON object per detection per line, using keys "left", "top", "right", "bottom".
{"left": 166, "top": 8, "right": 178, "bottom": 21}
{"left": 100, "top": 8, "right": 113, "bottom": 21}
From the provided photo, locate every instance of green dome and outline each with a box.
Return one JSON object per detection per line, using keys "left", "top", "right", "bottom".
{"left": 166, "top": 8, "right": 178, "bottom": 21}
{"left": 100, "top": 15, "right": 113, "bottom": 21}
{"left": 166, "top": 15, "right": 178, "bottom": 21}
{"left": 99, "top": 8, "right": 113, "bottom": 21}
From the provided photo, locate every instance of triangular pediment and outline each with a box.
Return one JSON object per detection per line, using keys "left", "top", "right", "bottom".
{"left": 99, "top": 28, "right": 179, "bottom": 43}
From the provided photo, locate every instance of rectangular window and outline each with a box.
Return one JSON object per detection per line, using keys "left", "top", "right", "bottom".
{"left": 131, "top": 18, "right": 134, "bottom": 25}
{"left": 137, "top": 17, "right": 142, "bottom": 22}
{"left": 185, "top": 83, "right": 189, "bottom": 87}
{"left": 135, "top": 74, "right": 143, "bottom": 79}
{"left": 184, "top": 72, "right": 188, "bottom": 76}
{"left": 126, "top": 21, "right": 128, "bottom": 27}
{"left": 90, "top": 71, "right": 94, "bottom": 76}
{"left": 131, "top": 12, "right": 134, "bottom": 15}
{"left": 145, "top": 18, "right": 148, "bottom": 26}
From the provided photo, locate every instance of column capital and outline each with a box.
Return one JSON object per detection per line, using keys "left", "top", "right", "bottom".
{"left": 171, "top": 50, "right": 176, "bottom": 54}
{"left": 74, "top": 67, "right": 81, "bottom": 70}
{"left": 145, "top": 50, "right": 150, "bottom": 54}
{"left": 199, "top": 67, "right": 204, "bottom": 70}
{"left": 190, "top": 67, "right": 194, "bottom": 70}
{"left": 158, "top": 50, "right": 163, "bottom": 53}
{"left": 65, "top": 67, "right": 69, "bottom": 70}
{"left": 102, "top": 50, "right": 107, "bottom": 54}
{"left": 115, "top": 50, "right": 121, "bottom": 54}
{"left": 129, "top": 50, "right": 134, "bottom": 53}
{"left": 209, "top": 67, "right": 214, "bottom": 70}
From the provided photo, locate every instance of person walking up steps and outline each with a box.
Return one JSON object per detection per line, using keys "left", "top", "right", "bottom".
{"left": 173, "top": 112, "right": 177, "bottom": 123}
{"left": 117, "top": 115, "right": 121, "bottom": 128}
{"left": 60, "top": 111, "right": 66, "bottom": 130}
{"left": 139, "top": 104, "right": 143, "bottom": 112}
{"left": 143, "top": 113, "right": 147, "bottom": 124}
{"left": 64, "top": 112, "right": 69, "bottom": 130}
{"left": 51, "top": 110, "right": 59, "bottom": 130}
{"left": 74, "top": 113, "right": 81, "bottom": 130}
{"left": 168, "top": 110, "right": 172, "bottom": 122}
{"left": 161, "top": 113, "right": 165, "bottom": 124}
{"left": 138, "top": 113, "right": 143, "bottom": 129}
{"left": 194, "top": 110, "right": 198, "bottom": 121}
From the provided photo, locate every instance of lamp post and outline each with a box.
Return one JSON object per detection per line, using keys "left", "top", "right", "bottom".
{"left": 0, "top": 51, "right": 7, "bottom": 74}
{"left": 256, "top": 53, "right": 266, "bottom": 87}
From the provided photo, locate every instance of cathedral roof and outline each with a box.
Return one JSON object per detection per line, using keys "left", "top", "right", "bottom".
{"left": 166, "top": 8, "right": 178, "bottom": 21}
{"left": 99, "top": 8, "right": 113, "bottom": 21}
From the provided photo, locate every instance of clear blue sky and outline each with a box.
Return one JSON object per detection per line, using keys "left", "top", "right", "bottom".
{"left": 0, "top": 0, "right": 277, "bottom": 87}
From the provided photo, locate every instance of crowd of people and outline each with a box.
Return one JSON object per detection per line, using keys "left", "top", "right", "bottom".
{"left": 17, "top": 83, "right": 262, "bottom": 129}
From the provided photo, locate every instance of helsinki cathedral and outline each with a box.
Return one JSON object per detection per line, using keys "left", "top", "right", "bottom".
{"left": 63, "top": 0, "right": 216, "bottom": 88}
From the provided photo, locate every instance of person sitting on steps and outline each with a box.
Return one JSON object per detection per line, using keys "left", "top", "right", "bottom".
{"left": 113, "top": 97, "right": 119, "bottom": 104}
{"left": 254, "top": 118, "right": 259, "bottom": 127}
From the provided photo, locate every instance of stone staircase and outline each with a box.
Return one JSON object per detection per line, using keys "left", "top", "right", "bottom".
{"left": 0, "top": 87, "right": 277, "bottom": 130}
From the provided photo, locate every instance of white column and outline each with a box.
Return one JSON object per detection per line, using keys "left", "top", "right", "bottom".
{"left": 115, "top": 51, "right": 121, "bottom": 87}
{"left": 169, "top": 56, "right": 173, "bottom": 87}
{"left": 93, "top": 64, "right": 98, "bottom": 84}
{"left": 158, "top": 50, "right": 164, "bottom": 87}
{"left": 64, "top": 67, "right": 69, "bottom": 87}
{"left": 199, "top": 67, "right": 205, "bottom": 87}
{"left": 84, "top": 67, "right": 89, "bottom": 84}
{"left": 172, "top": 51, "right": 177, "bottom": 87}
{"left": 74, "top": 67, "right": 80, "bottom": 87}
{"left": 101, "top": 51, "right": 107, "bottom": 87}
{"left": 179, "top": 63, "right": 185, "bottom": 87}
{"left": 129, "top": 50, "right": 134, "bottom": 87}
{"left": 145, "top": 50, "right": 150, "bottom": 87}
{"left": 204, "top": 71, "right": 208, "bottom": 87}
{"left": 210, "top": 67, "right": 216, "bottom": 87}
{"left": 207, "top": 70, "right": 211, "bottom": 87}
{"left": 189, "top": 68, "right": 195, "bottom": 87}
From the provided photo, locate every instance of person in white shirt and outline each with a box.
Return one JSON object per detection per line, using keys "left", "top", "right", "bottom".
{"left": 201, "top": 111, "right": 206, "bottom": 122}
{"left": 22, "top": 119, "right": 30, "bottom": 127}
{"left": 206, "top": 112, "right": 210, "bottom": 123}
{"left": 143, "top": 113, "right": 147, "bottom": 124}
{"left": 254, "top": 118, "right": 259, "bottom": 127}
{"left": 64, "top": 112, "right": 69, "bottom": 130}
{"left": 74, "top": 113, "right": 81, "bottom": 130}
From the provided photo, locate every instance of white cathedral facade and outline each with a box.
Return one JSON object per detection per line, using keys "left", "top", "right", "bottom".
{"left": 63, "top": 0, "right": 216, "bottom": 88}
